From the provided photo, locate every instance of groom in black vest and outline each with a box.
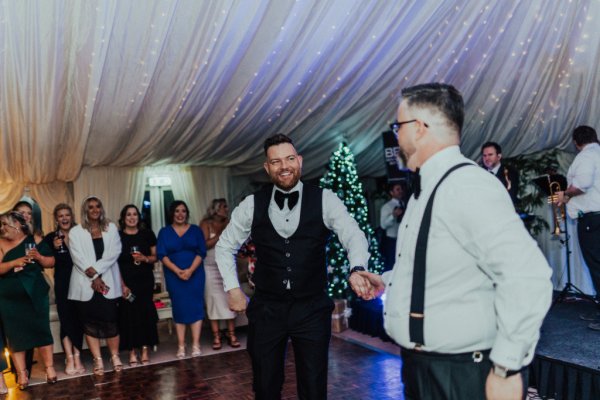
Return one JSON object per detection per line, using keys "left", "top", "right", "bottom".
{"left": 215, "top": 134, "right": 372, "bottom": 399}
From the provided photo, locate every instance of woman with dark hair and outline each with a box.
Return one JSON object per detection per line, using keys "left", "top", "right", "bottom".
{"left": 200, "top": 199, "right": 240, "bottom": 350}
{"left": 68, "top": 196, "right": 123, "bottom": 376}
{"left": 13, "top": 201, "right": 43, "bottom": 243}
{"left": 42, "top": 203, "right": 85, "bottom": 375}
{"left": 157, "top": 200, "right": 206, "bottom": 358}
{"left": 117, "top": 204, "right": 159, "bottom": 366}
{"left": 0, "top": 211, "right": 57, "bottom": 389}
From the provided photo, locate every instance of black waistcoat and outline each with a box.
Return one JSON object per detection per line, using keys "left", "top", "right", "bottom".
{"left": 251, "top": 184, "right": 331, "bottom": 299}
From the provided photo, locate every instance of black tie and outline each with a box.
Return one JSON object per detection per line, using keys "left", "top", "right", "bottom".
{"left": 274, "top": 190, "right": 299, "bottom": 210}
{"left": 412, "top": 168, "right": 421, "bottom": 199}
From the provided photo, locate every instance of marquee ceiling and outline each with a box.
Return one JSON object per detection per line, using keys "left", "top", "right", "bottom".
{"left": 1, "top": 0, "right": 597, "bottom": 185}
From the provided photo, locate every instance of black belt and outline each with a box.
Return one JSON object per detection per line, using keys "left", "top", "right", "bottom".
{"left": 400, "top": 347, "right": 491, "bottom": 363}
{"left": 579, "top": 211, "right": 600, "bottom": 220}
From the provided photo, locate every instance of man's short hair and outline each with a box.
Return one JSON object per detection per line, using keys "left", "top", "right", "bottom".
{"left": 481, "top": 141, "right": 502, "bottom": 154}
{"left": 572, "top": 125, "right": 599, "bottom": 146}
{"left": 401, "top": 83, "right": 464, "bottom": 135}
{"left": 264, "top": 134, "right": 294, "bottom": 156}
{"left": 387, "top": 182, "right": 404, "bottom": 193}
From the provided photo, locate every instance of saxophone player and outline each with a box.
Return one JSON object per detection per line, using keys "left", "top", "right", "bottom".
{"left": 481, "top": 141, "right": 520, "bottom": 207}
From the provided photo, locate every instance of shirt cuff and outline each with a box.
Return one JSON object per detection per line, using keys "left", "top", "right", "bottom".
{"left": 489, "top": 335, "right": 529, "bottom": 370}
{"left": 222, "top": 275, "right": 241, "bottom": 292}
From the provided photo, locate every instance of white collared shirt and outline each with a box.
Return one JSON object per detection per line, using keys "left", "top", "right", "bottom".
{"left": 380, "top": 198, "right": 402, "bottom": 238}
{"left": 382, "top": 145, "right": 552, "bottom": 370}
{"left": 215, "top": 181, "right": 370, "bottom": 292}
{"left": 566, "top": 142, "right": 600, "bottom": 218}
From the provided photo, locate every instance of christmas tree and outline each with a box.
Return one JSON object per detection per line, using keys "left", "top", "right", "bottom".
{"left": 320, "top": 142, "right": 384, "bottom": 299}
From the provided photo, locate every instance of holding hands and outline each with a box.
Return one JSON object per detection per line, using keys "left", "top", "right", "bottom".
{"left": 349, "top": 271, "right": 386, "bottom": 300}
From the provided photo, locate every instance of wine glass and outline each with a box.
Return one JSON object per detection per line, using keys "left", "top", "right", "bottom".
{"left": 130, "top": 246, "right": 141, "bottom": 265}
{"left": 56, "top": 231, "right": 68, "bottom": 254}
{"left": 24, "top": 243, "right": 36, "bottom": 263}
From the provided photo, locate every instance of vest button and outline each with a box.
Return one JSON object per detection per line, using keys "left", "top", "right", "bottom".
{"left": 287, "top": 267, "right": 292, "bottom": 272}
{"left": 285, "top": 239, "right": 290, "bottom": 244}
{"left": 285, "top": 252, "right": 290, "bottom": 257}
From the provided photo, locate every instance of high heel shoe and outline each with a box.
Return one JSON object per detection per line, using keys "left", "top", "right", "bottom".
{"left": 17, "top": 369, "right": 29, "bottom": 390}
{"left": 176, "top": 345, "right": 186, "bottom": 359}
{"left": 74, "top": 352, "right": 86, "bottom": 374}
{"left": 212, "top": 330, "right": 222, "bottom": 350}
{"left": 65, "top": 354, "right": 77, "bottom": 375}
{"left": 226, "top": 330, "right": 241, "bottom": 348}
{"left": 93, "top": 357, "right": 104, "bottom": 376}
{"left": 141, "top": 346, "right": 150, "bottom": 365}
{"left": 129, "top": 352, "right": 139, "bottom": 367}
{"left": 46, "top": 366, "right": 58, "bottom": 384}
{"left": 111, "top": 354, "right": 123, "bottom": 372}
{"left": 191, "top": 345, "right": 202, "bottom": 357}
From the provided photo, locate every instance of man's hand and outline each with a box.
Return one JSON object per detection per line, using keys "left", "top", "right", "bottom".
{"left": 227, "top": 287, "right": 248, "bottom": 312}
{"left": 485, "top": 370, "right": 523, "bottom": 400}
{"left": 553, "top": 190, "right": 568, "bottom": 206}
{"left": 350, "top": 271, "right": 386, "bottom": 300}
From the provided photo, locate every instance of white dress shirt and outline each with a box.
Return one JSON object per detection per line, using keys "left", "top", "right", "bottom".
{"left": 215, "top": 181, "right": 370, "bottom": 292}
{"left": 68, "top": 222, "right": 123, "bottom": 301}
{"left": 382, "top": 146, "right": 552, "bottom": 370}
{"left": 380, "top": 198, "right": 402, "bottom": 238}
{"left": 566, "top": 142, "right": 600, "bottom": 219}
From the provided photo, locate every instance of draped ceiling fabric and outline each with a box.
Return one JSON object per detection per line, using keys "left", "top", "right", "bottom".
{"left": 1, "top": 1, "right": 600, "bottom": 291}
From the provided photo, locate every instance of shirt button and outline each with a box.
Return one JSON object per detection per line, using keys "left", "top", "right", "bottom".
{"left": 286, "top": 219, "right": 289, "bottom": 222}
{"left": 389, "top": 283, "right": 392, "bottom": 287}
{"left": 285, "top": 252, "right": 291, "bottom": 257}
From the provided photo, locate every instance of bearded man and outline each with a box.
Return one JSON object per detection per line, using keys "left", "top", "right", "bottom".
{"left": 215, "top": 133, "right": 372, "bottom": 400}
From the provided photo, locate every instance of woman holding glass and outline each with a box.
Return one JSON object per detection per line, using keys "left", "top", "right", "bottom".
{"left": 200, "top": 199, "right": 240, "bottom": 350}
{"left": 117, "top": 204, "right": 159, "bottom": 366}
{"left": 42, "top": 203, "right": 85, "bottom": 375}
{"left": 68, "top": 196, "right": 123, "bottom": 375}
{"left": 13, "top": 201, "right": 44, "bottom": 243}
{"left": 0, "top": 211, "right": 57, "bottom": 389}
{"left": 157, "top": 200, "right": 206, "bottom": 358}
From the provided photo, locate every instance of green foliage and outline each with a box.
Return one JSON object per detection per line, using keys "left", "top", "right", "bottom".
{"left": 320, "top": 143, "right": 384, "bottom": 299}
{"left": 505, "top": 149, "right": 564, "bottom": 236}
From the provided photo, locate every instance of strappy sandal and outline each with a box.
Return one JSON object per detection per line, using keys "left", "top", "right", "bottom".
{"left": 212, "top": 331, "right": 222, "bottom": 350}
{"left": 176, "top": 345, "right": 186, "bottom": 359}
{"left": 74, "top": 352, "right": 86, "bottom": 374}
{"left": 46, "top": 366, "right": 58, "bottom": 384}
{"left": 111, "top": 354, "right": 123, "bottom": 372}
{"left": 65, "top": 354, "right": 77, "bottom": 375}
{"left": 226, "top": 330, "right": 241, "bottom": 348}
{"left": 141, "top": 346, "right": 150, "bottom": 365}
{"left": 17, "top": 369, "right": 29, "bottom": 390}
{"left": 191, "top": 345, "right": 202, "bottom": 357}
{"left": 93, "top": 357, "right": 104, "bottom": 376}
{"left": 129, "top": 351, "right": 139, "bottom": 367}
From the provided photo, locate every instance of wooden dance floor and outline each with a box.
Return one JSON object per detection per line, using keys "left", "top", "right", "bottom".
{"left": 3, "top": 335, "right": 402, "bottom": 399}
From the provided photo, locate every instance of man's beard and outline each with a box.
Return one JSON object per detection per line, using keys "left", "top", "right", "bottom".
{"left": 271, "top": 169, "right": 301, "bottom": 191}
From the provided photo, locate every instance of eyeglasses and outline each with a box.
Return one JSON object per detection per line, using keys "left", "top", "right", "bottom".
{"left": 389, "top": 119, "right": 429, "bottom": 135}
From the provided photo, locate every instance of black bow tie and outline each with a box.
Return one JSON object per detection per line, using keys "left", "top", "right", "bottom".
{"left": 274, "top": 190, "right": 299, "bottom": 210}
{"left": 412, "top": 168, "right": 421, "bottom": 199}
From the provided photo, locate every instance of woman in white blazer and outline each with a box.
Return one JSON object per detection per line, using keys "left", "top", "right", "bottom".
{"left": 68, "top": 196, "right": 123, "bottom": 375}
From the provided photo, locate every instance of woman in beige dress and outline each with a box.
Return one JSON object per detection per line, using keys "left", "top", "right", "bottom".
{"left": 199, "top": 199, "right": 240, "bottom": 350}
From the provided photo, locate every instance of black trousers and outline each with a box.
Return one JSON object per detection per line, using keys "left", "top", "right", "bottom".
{"left": 246, "top": 292, "right": 334, "bottom": 400}
{"left": 578, "top": 213, "right": 600, "bottom": 297}
{"left": 400, "top": 348, "right": 528, "bottom": 400}
{"left": 382, "top": 235, "right": 397, "bottom": 272}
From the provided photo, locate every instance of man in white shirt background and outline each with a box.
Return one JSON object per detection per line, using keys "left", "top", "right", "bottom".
{"left": 379, "top": 182, "right": 405, "bottom": 272}
{"left": 555, "top": 125, "right": 600, "bottom": 329}
{"left": 358, "top": 83, "right": 552, "bottom": 400}
{"left": 215, "top": 134, "right": 372, "bottom": 399}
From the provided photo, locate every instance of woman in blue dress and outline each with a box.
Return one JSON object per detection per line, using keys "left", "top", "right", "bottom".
{"left": 157, "top": 200, "right": 206, "bottom": 358}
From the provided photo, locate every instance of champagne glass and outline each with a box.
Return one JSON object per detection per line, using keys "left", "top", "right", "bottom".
{"left": 130, "top": 246, "right": 141, "bottom": 265}
{"left": 25, "top": 243, "right": 36, "bottom": 264}
{"left": 56, "top": 231, "right": 68, "bottom": 254}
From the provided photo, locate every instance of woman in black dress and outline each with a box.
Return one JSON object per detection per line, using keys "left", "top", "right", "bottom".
{"left": 118, "top": 204, "right": 159, "bottom": 366}
{"left": 42, "top": 204, "right": 85, "bottom": 375}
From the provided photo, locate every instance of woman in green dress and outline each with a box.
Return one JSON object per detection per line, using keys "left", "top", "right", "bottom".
{"left": 0, "top": 211, "right": 57, "bottom": 390}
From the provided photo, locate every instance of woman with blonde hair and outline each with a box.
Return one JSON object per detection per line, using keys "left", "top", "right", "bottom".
{"left": 200, "top": 198, "right": 240, "bottom": 350}
{"left": 42, "top": 203, "right": 85, "bottom": 375}
{"left": 68, "top": 196, "right": 123, "bottom": 375}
